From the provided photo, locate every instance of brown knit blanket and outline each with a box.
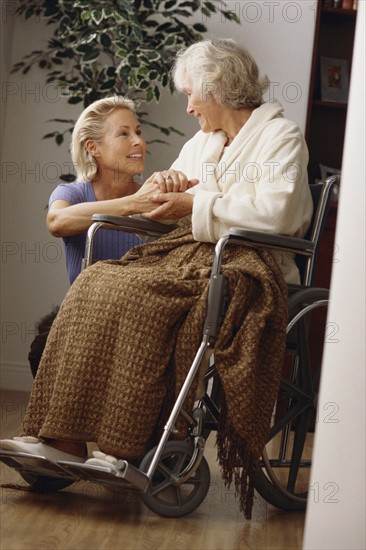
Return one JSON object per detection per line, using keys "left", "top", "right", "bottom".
{"left": 22, "top": 226, "right": 288, "bottom": 518}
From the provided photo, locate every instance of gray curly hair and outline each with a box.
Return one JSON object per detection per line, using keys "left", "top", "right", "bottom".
{"left": 172, "top": 38, "right": 269, "bottom": 109}
{"left": 71, "top": 96, "right": 136, "bottom": 182}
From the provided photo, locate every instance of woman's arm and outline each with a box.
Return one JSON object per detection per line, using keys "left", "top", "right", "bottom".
{"left": 47, "top": 181, "right": 162, "bottom": 238}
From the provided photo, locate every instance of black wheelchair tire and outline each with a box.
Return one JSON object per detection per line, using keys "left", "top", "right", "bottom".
{"left": 253, "top": 465, "right": 307, "bottom": 511}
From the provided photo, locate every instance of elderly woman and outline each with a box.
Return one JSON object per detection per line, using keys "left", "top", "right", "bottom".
{"left": 1, "top": 39, "right": 312, "bottom": 516}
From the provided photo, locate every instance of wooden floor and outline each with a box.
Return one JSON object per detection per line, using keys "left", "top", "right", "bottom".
{"left": 0, "top": 390, "right": 306, "bottom": 550}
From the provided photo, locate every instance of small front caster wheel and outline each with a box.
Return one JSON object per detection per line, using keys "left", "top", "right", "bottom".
{"left": 139, "top": 441, "right": 210, "bottom": 517}
{"left": 20, "top": 472, "right": 74, "bottom": 493}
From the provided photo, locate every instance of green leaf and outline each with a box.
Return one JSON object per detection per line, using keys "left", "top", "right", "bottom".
{"left": 138, "top": 66, "right": 149, "bottom": 75}
{"left": 146, "top": 50, "right": 161, "bottom": 61}
{"left": 139, "top": 79, "right": 150, "bottom": 89}
{"left": 56, "top": 134, "right": 64, "bottom": 145}
{"left": 222, "top": 10, "right": 241, "bottom": 24}
{"left": 91, "top": 9, "right": 103, "bottom": 25}
{"left": 81, "top": 10, "right": 92, "bottom": 21}
{"left": 154, "top": 85, "right": 161, "bottom": 101}
{"left": 156, "top": 22, "right": 172, "bottom": 31}
{"left": 168, "top": 126, "right": 185, "bottom": 136}
{"left": 179, "top": 1, "right": 199, "bottom": 9}
{"left": 147, "top": 139, "right": 170, "bottom": 145}
{"left": 48, "top": 118, "right": 76, "bottom": 123}
{"left": 81, "top": 65, "right": 94, "bottom": 78}
{"left": 100, "top": 79, "right": 115, "bottom": 90}
{"left": 106, "top": 66, "right": 116, "bottom": 77}
{"left": 75, "top": 43, "right": 92, "bottom": 53}
{"left": 68, "top": 96, "right": 83, "bottom": 104}
{"left": 144, "top": 20, "right": 159, "bottom": 27}
{"left": 193, "top": 23, "right": 207, "bottom": 32}
{"left": 116, "top": 48, "right": 128, "bottom": 58}
{"left": 100, "top": 32, "right": 112, "bottom": 48}
{"left": 164, "top": 35, "right": 175, "bottom": 46}
{"left": 146, "top": 88, "right": 154, "bottom": 102}
{"left": 170, "top": 9, "right": 192, "bottom": 17}
{"left": 148, "top": 69, "right": 159, "bottom": 80}
{"left": 203, "top": 1, "right": 218, "bottom": 13}
{"left": 82, "top": 49, "right": 100, "bottom": 62}
{"left": 165, "top": 0, "right": 177, "bottom": 8}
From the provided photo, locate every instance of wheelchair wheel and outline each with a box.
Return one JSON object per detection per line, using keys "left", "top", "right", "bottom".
{"left": 254, "top": 289, "right": 329, "bottom": 511}
{"left": 19, "top": 472, "right": 74, "bottom": 493}
{"left": 139, "top": 441, "right": 210, "bottom": 517}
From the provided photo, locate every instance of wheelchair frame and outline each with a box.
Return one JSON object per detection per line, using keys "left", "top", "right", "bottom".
{"left": 0, "top": 176, "right": 339, "bottom": 517}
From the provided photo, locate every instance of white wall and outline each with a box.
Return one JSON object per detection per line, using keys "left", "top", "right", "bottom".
{"left": 303, "top": 3, "right": 365, "bottom": 548}
{"left": 1, "top": 1, "right": 316, "bottom": 391}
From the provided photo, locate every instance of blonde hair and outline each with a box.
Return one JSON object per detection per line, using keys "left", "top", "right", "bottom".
{"left": 172, "top": 39, "right": 269, "bottom": 109}
{"left": 71, "top": 96, "right": 136, "bottom": 182}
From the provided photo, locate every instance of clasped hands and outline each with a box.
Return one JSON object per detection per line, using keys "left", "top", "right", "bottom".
{"left": 136, "top": 169, "right": 198, "bottom": 221}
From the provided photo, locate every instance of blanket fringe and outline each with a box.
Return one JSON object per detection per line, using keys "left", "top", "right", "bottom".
{"left": 216, "top": 394, "right": 258, "bottom": 519}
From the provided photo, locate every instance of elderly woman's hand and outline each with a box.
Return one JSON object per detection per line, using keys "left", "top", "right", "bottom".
{"left": 142, "top": 192, "right": 194, "bottom": 221}
{"left": 146, "top": 170, "right": 198, "bottom": 193}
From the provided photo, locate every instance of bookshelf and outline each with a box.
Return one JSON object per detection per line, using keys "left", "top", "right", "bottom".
{"left": 305, "top": 1, "right": 358, "bottom": 184}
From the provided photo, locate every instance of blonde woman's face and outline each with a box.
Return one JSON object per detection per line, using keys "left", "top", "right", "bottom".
{"left": 93, "top": 108, "right": 146, "bottom": 178}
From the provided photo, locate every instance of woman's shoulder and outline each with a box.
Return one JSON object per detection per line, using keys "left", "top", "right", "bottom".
{"left": 256, "top": 101, "right": 304, "bottom": 141}
{"left": 49, "top": 180, "right": 95, "bottom": 204}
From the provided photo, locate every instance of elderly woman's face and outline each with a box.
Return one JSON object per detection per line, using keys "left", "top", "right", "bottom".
{"left": 183, "top": 75, "right": 223, "bottom": 133}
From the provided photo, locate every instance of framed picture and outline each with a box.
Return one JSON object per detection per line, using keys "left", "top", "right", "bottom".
{"left": 320, "top": 57, "right": 350, "bottom": 103}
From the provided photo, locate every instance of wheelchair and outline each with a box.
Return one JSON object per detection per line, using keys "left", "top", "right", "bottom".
{"left": 0, "top": 175, "right": 338, "bottom": 517}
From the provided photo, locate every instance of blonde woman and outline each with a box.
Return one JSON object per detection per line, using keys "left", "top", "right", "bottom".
{"left": 47, "top": 96, "right": 189, "bottom": 284}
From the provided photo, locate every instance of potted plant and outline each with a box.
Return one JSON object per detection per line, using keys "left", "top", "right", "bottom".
{"left": 12, "top": 0, "right": 239, "bottom": 178}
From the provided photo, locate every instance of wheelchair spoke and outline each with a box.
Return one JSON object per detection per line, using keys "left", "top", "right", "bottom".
{"left": 149, "top": 464, "right": 174, "bottom": 497}
{"left": 172, "top": 452, "right": 189, "bottom": 476}
{"left": 286, "top": 409, "right": 313, "bottom": 492}
{"left": 174, "top": 486, "right": 183, "bottom": 507}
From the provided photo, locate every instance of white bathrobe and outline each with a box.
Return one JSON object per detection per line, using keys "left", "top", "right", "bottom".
{"left": 171, "top": 100, "right": 313, "bottom": 283}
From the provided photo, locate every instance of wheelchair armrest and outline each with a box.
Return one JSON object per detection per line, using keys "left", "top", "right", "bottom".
{"left": 91, "top": 214, "right": 179, "bottom": 237}
{"left": 228, "top": 228, "right": 315, "bottom": 256}
{"left": 83, "top": 215, "right": 179, "bottom": 270}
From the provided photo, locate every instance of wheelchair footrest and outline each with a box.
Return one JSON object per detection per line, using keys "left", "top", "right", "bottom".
{"left": 0, "top": 450, "right": 76, "bottom": 480}
{"left": 57, "top": 460, "right": 150, "bottom": 492}
{"left": 1, "top": 449, "right": 150, "bottom": 492}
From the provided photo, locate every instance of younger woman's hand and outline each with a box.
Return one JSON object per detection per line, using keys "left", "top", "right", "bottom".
{"left": 131, "top": 180, "right": 162, "bottom": 212}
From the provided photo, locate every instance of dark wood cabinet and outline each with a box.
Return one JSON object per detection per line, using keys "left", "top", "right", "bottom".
{"left": 305, "top": 3, "right": 357, "bottom": 184}
{"left": 305, "top": 1, "right": 357, "bottom": 288}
